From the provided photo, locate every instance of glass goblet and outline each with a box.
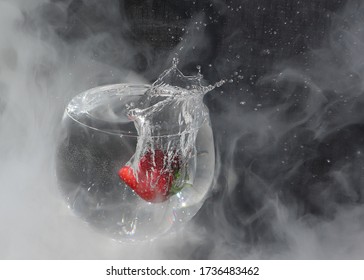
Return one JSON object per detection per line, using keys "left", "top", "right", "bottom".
{"left": 56, "top": 84, "right": 215, "bottom": 241}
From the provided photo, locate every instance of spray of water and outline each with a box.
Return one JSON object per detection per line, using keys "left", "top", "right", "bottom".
{"left": 127, "top": 58, "right": 224, "bottom": 183}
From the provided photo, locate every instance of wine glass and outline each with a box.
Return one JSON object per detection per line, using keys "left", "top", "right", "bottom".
{"left": 56, "top": 84, "right": 215, "bottom": 241}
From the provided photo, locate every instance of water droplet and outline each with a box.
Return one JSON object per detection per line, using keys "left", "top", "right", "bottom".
{"left": 172, "top": 57, "right": 179, "bottom": 67}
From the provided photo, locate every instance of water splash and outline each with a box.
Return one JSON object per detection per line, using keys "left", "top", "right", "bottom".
{"left": 126, "top": 59, "right": 224, "bottom": 196}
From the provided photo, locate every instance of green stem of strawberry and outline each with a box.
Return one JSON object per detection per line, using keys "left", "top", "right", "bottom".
{"left": 170, "top": 182, "right": 192, "bottom": 195}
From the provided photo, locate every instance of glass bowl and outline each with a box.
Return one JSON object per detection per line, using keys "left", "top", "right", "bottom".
{"left": 56, "top": 84, "right": 215, "bottom": 241}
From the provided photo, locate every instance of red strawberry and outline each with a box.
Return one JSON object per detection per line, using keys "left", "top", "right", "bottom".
{"left": 139, "top": 149, "right": 165, "bottom": 170}
{"left": 118, "top": 166, "right": 137, "bottom": 189}
{"left": 135, "top": 168, "right": 174, "bottom": 202}
{"left": 118, "top": 149, "right": 177, "bottom": 203}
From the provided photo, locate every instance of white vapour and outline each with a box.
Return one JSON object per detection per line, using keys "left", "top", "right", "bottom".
{"left": 176, "top": 0, "right": 364, "bottom": 259}
{"left": 2, "top": 0, "right": 364, "bottom": 260}
{"left": 0, "top": 0, "right": 155, "bottom": 258}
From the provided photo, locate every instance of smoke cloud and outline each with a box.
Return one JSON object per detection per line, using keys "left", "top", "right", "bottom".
{"left": 1, "top": 0, "right": 364, "bottom": 259}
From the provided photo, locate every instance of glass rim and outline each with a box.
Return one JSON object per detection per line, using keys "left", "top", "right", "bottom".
{"left": 65, "top": 83, "right": 208, "bottom": 137}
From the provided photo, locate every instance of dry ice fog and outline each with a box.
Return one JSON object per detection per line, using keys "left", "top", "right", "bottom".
{"left": 1, "top": 0, "right": 364, "bottom": 259}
